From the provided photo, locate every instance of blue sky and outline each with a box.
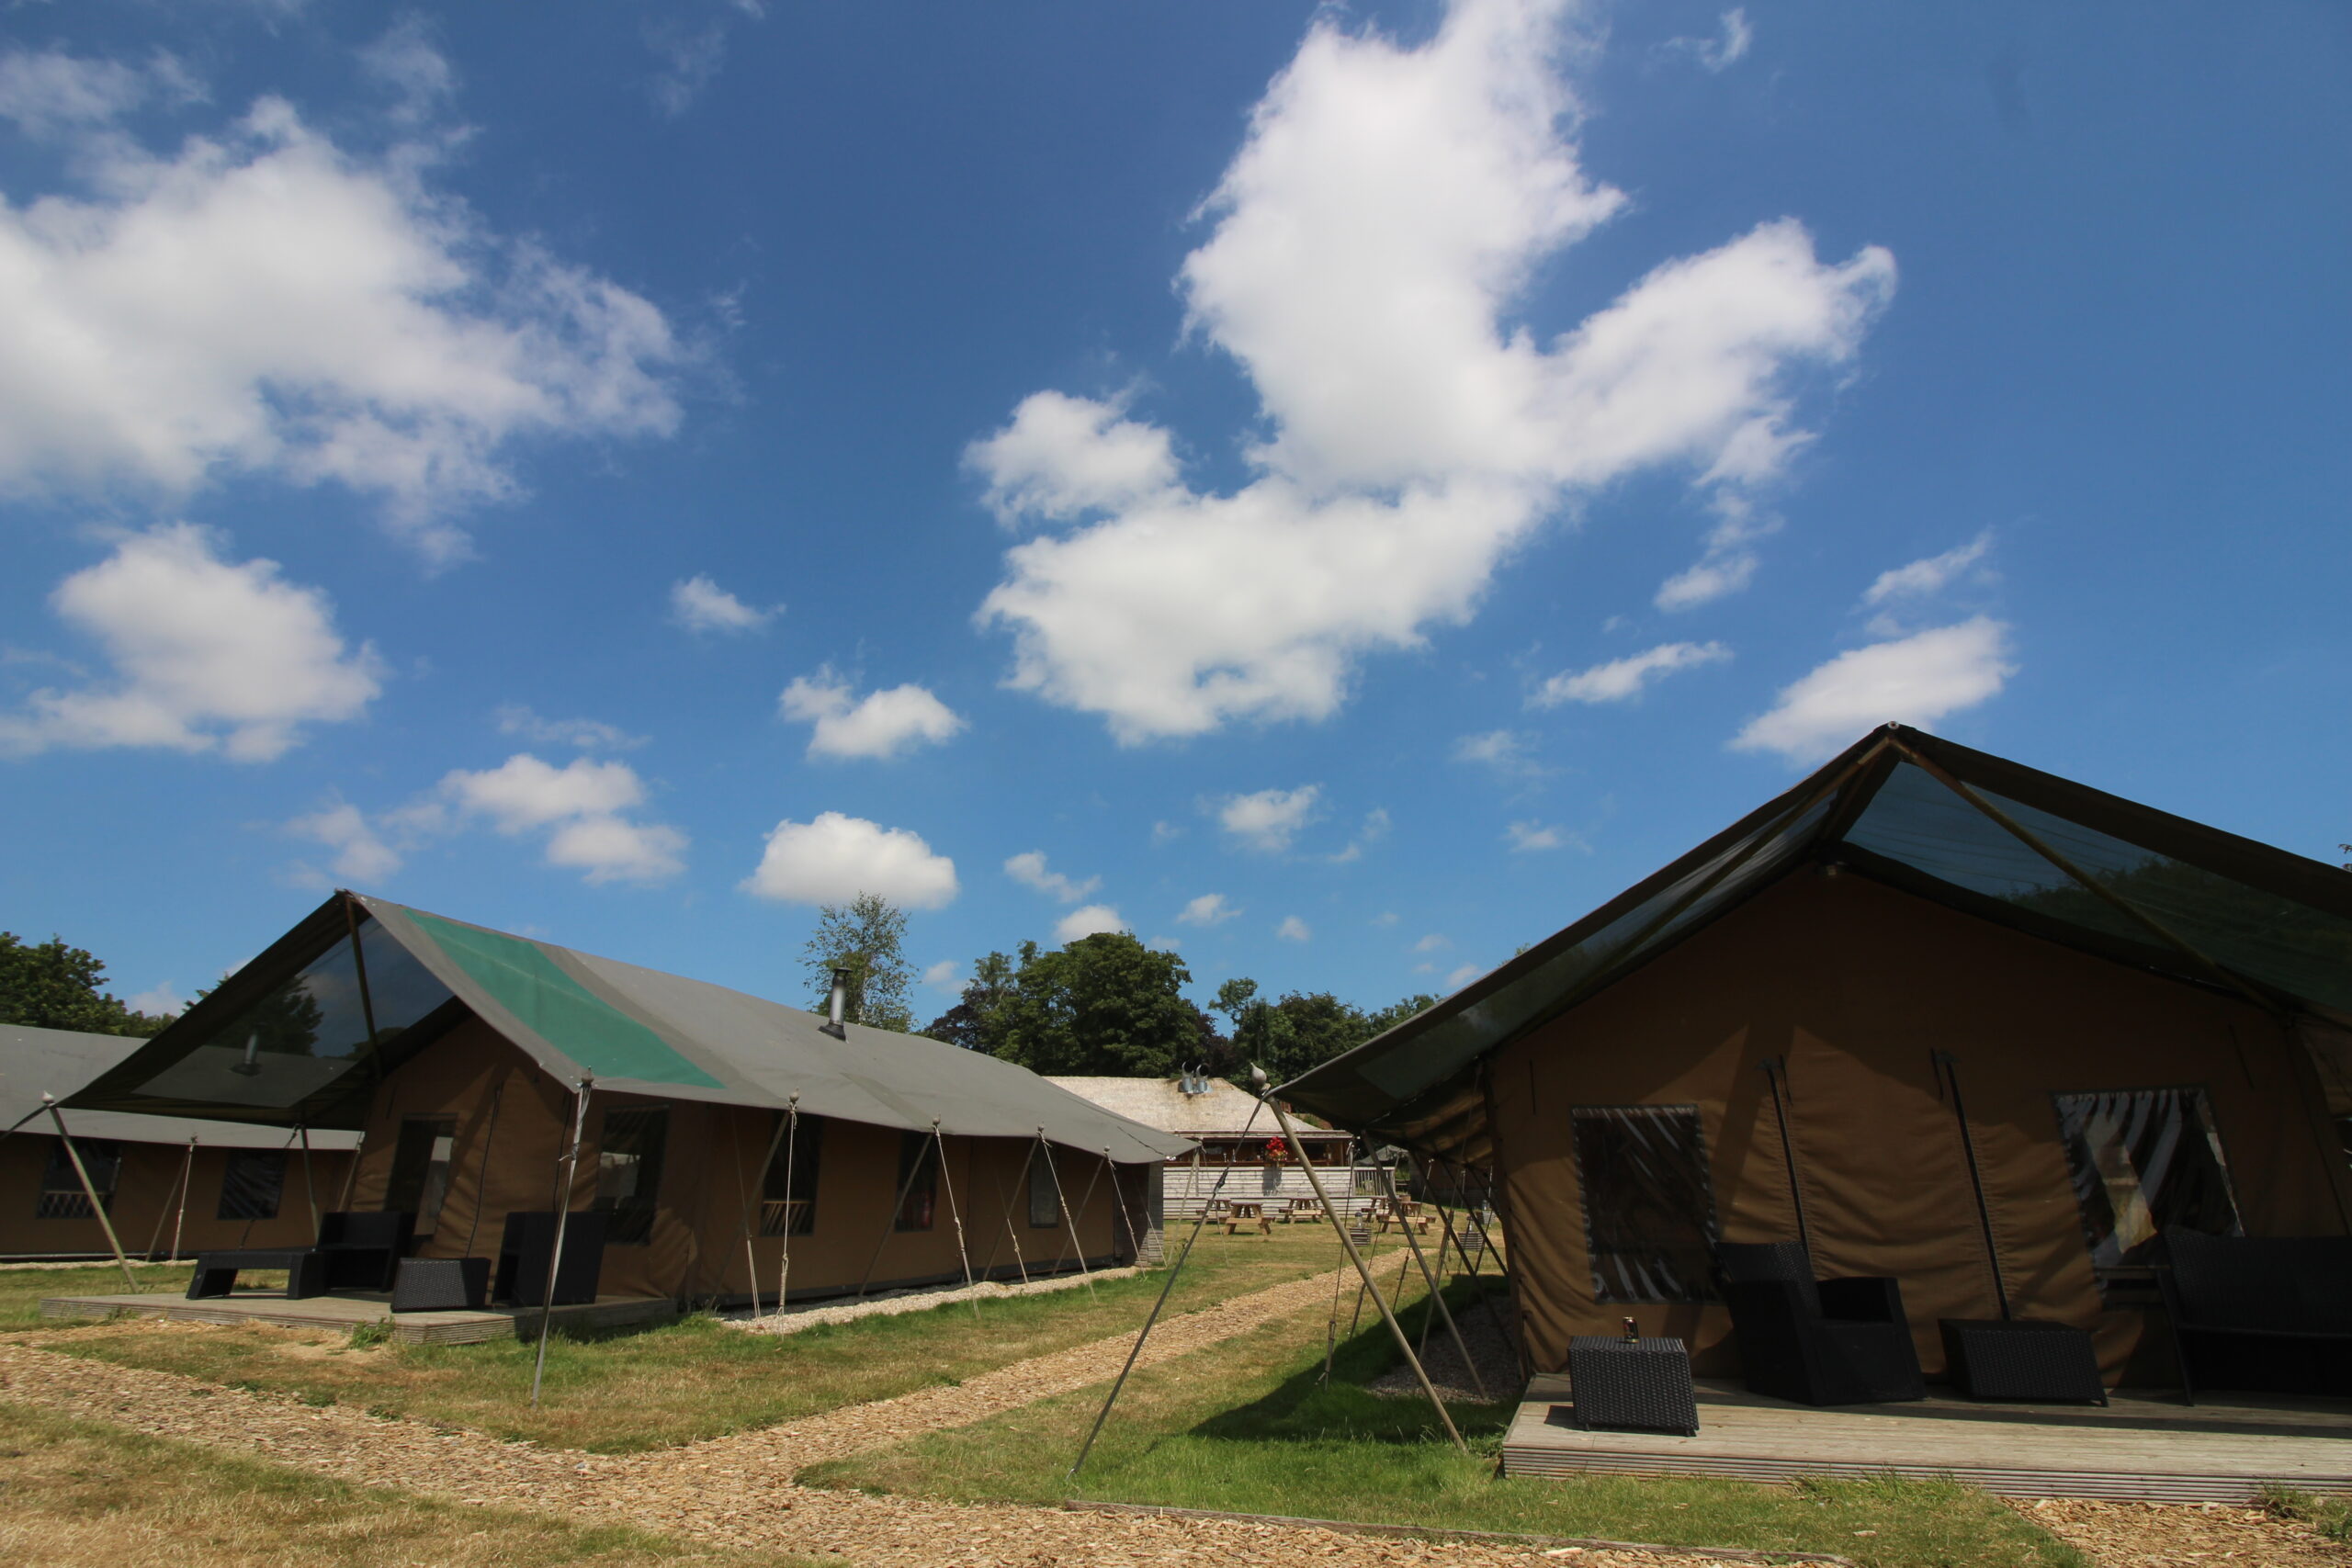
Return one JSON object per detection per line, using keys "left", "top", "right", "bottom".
{"left": 2, "top": 0, "right": 2346, "bottom": 1026}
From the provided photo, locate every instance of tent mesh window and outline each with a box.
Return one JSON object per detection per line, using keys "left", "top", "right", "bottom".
{"left": 595, "top": 1107, "right": 669, "bottom": 1247}
{"left": 760, "top": 1112, "right": 824, "bottom": 1236}
{"left": 35, "top": 1138, "right": 122, "bottom": 1219}
{"left": 383, "top": 1115, "right": 458, "bottom": 1235}
{"left": 2054, "top": 1087, "right": 2241, "bottom": 1283}
{"left": 1028, "top": 1144, "right": 1059, "bottom": 1228}
{"left": 217, "top": 1148, "right": 288, "bottom": 1221}
{"left": 895, "top": 1130, "right": 938, "bottom": 1232}
{"left": 1571, "top": 1106, "right": 1720, "bottom": 1303}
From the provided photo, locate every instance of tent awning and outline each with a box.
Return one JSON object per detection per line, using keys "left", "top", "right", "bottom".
{"left": 64, "top": 896, "right": 1193, "bottom": 1164}
{"left": 1278, "top": 724, "right": 2352, "bottom": 1164}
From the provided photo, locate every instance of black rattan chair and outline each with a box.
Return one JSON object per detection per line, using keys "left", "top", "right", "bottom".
{"left": 1716, "top": 1241, "right": 1925, "bottom": 1405}
{"left": 2160, "top": 1231, "right": 2352, "bottom": 1403}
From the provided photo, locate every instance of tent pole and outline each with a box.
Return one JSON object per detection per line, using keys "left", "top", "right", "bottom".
{"left": 45, "top": 1099, "right": 140, "bottom": 1292}
{"left": 1761, "top": 1057, "right": 1815, "bottom": 1260}
{"left": 932, "top": 1121, "right": 981, "bottom": 1320}
{"left": 996, "top": 1135, "right": 1038, "bottom": 1286}
{"left": 1040, "top": 1129, "right": 1097, "bottom": 1300}
{"left": 458, "top": 1080, "right": 506, "bottom": 1263}
{"left": 531, "top": 1078, "right": 593, "bottom": 1409}
{"left": 854, "top": 1130, "right": 938, "bottom": 1301}
{"left": 1383, "top": 1157, "right": 1488, "bottom": 1402}
{"left": 1933, "top": 1051, "right": 2012, "bottom": 1319}
{"left": 1267, "top": 1092, "right": 1467, "bottom": 1453}
{"left": 335, "top": 1127, "right": 366, "bottom": 1212}
{"left": 298, "top": 1124, "right": 320, "bottom": 1237}
{"left": 171, "top": 1138, "right": 196, "bottom": 1262}
{"left": 341, "top": 893, "right": 392, "bottom": 1102}
{"left": 739, "top": 1106, "right": 790, "bottom": 1318}
{"left": 143, "top": 1139, "right": 190, "bottom": 1261}
{"left": 1319, "top": 1136, "right": 1358, "bottom": 1387}
{"left": 1414, "top": 1160, "right": 1455, "bottom": 1359}
{"left": 775, "top": 1100, "right": 799, "bottom": 1316}
{"left": 1101, "top": 1149, "right": 1142, "bottom": 1264}
{"left": 1069, "top": 1100, "right": 1266, "bottom": 1483}
{"left": 1057, "top": 1144, "right": 1108, "bottom": 1277}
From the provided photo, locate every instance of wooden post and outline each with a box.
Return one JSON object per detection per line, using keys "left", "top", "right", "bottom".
{"left": 44, "top": 1099, "right": 140, "bottom": 1292}
{"left": 530, "top": 1079, "right": 592, "bottom": 1408}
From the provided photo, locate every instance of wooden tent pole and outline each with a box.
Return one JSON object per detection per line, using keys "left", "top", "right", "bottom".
{"left": 1100, "top": 1148, "right": 1142, "bottom": 1263}
{"left": 530, "top": 1078, "right": 593, "bottom": 1409}
{"left": 1069, "top": 1100, "right": 1267, "bottom": 1483}
{"left": 737, "top": 1104, "right": 791, "bottom": 1317}
{"left": 170, "top": 1138, "right": 196, "bottom": 1262}
{"left": 143, "top": 1139, "right": 191, "bottom": 1260}
{"left": 335, "top": 1127, "right": 366, "bottom": 1212}
{"left": 1040, "top": 1129, "right": 1098, "bottom": 1299}
{"left": 1267, "top": 1092, "right": 1467, "bottom": 1453}
{"left": 994, "top": 1134, "right": 1040, "bottom": 1286}
{"left": 1413, "top": 1159, "right": 1455, "bottom": 1359}
{"left": 930, "top": 1121, "right": 981, "bottom": 1318}
{"left": 773, "top": 1100, "right": 798, "bottom": 1317}
{"left": 297, "top": 1124, "right": 321, "bottom": 1237}
{"left": 1382, "top": 1158, "right": 1489, "bottom": 1402}
{"left": 44, "top": 1098, "right": 140, "bottom": 1292}
{"left": 854, "top": 1128, "right": 940, "bottom": 1301}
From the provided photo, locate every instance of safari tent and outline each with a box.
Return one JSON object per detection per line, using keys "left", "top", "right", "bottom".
{"left": 0, "top": 1023, "right": 357, "bottom": 1259}
{"left": 63, "top": 895, "right": 1191, "bottom": 1303}
{"left": 1280, "top": 724, "right": 2352, "bottom": 1389}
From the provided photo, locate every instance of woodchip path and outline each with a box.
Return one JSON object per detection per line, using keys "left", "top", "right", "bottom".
{"left": 0, "top": 1267, "right": 1739, "bottom": 1568}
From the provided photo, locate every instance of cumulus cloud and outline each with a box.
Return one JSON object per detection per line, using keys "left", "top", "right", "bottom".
{"left": 922, "top": 959, "right": 962, "bottom": 991}
{"left": 1655, "top": 496, "right": 1778, "bottom": 610}
{"left": 1533, "top": 640, "right": 1729, "bottom": 706}
{"left": 1328, "top": 806, "right": 1393, "bottom": 864}
{"left": 741, "top": 811, "right": 958, "bottom": 908}
{"left": 494, "top": 704, "right": 644, "bottom": 750}
{"left": 1055, "top": 903, "right": 1127, "bottom": 942}
{"left": 1451, "top": 728, "right": 1544, "bottom": 777}
{"left": 357, "top": 18, "right": 455, "bottom": 124}
{"left": 1446, "top": 962, "right": 1485, "bottom": 987}
{"left": 1665, "top": 9, "right": 1753, "bottom": 73}
{"left": 971, "top": 0, "right": 1892, "bottom": 741}
{"left": 123, "top": 980, "right": 186, "bottom": 1018}
{"left": 779, "top": 669, "right": 964, "bottom": 761}
{"left": 1177, "top": 892, "right": 1240, "bottom": 926}
{"left": 0, "top": 48, "right": 198, "bottom": 136}
{"left": 440, "top": 753, "right": 686, "bottom": 883}
{"left": 1215, "top": 785, "right": 1321, "bottom": 852}
{"left": 1732, "top": 617, "right": 2015, "bottom": 764}
{"left": 0, "top": 79, "right": 681, "bottom": 560}
{"left": 1004, "top": 850, "right": 1100, "bottom": 903}
{"left": 1506, "top": 819, "right": 1574, "bottom": 852}
{"left": 1413, "top": 932, "right": 1452, "bottom": 953}
{"left": 1862, "top": 530, "right": 1995, "bottom": 607}
{"left": 670, "top": 575, "right": 775, "bottom": 633}
{"left": 287, "top": 800, "right": 404, "bottom": 883}
{"left": 0, "top": 525, "right": 381, "bottom": 761}
{"left": 1276, "top": 915, "right": 1312, "bottom": 942}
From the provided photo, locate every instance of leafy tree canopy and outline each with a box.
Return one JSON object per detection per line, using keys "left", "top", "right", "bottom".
{"left": 939, "top": 933, "right": 1221, "bottom": 1077}
{"left": 1227, "top": 986, "right": 1440, "bottom": 1084}
{"left": 800, "top": 893, "right": 916, "bottom": 1033}
{"left": 0, "top": 932, "right": 175, "bottom": 1037}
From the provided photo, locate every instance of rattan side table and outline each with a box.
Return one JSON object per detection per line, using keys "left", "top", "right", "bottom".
{"left": 1567, "top": 1335, "right": 1701, "bottom": 1436}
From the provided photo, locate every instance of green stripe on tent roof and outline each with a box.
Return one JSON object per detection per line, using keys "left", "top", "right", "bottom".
{"left": 405, "top": 910, "right": 722, "bottom": 1089}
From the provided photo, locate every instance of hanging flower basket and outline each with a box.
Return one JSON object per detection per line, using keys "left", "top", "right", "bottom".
{"left": 1261, "top": 1135, "right": 1290, "bottom": 1166}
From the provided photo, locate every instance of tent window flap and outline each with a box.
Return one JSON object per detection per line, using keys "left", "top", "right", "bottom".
{"left": 1572, "top": 1105, "right": 1719, "bottom": 1303}
{"left": 760, "top": 1111, "right": 823, "bottom": 1236}
{"left": 36, "top": 1138, "right": 121, "bottom": 1220}
{"left": 383, "top": 1115, "right": 457, "bottom": 1234}
{"left": 1028, "top": 1144, "right": 1059, "bottom": 1228}
{"left": 218, "top": 1148, "right": 288, "bottom": 1221}
{"left": 595, "top": 1107, "right": 670, "bottom": 1247}
{"left": 2054, "top": 1087, "right": 2241, "bottom": 1274}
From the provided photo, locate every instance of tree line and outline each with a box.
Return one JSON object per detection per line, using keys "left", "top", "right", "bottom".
{"left": 803, "top": 892, "right": 1434, "bottom": 1083}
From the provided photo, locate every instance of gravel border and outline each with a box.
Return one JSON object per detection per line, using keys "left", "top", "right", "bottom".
{"left": 721, "top": 1266, "right": 1141, "bottom": 1336}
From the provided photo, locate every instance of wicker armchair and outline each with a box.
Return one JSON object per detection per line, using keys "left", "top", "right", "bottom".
{"left": 1716, "top": 1241, "right": 1925, "bottom": 1406}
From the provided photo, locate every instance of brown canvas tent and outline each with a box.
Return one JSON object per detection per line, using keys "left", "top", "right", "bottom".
{"left": 63, "top": 895, "right": 1193, "bottom": 1303}
{"left": 1278, "top": 724, "right": 2352, "bottom": 1386}
{"left": 0, "top": 1023, "right": 356, "bottom": 1260}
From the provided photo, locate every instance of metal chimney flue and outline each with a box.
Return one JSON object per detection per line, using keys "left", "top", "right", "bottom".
{"left": 822, "top": 966, "right": 851, "bottom": 1039}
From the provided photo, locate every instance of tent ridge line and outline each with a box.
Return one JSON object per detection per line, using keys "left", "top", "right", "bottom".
{"left": 1887, "top": 739, "right": 2295, "bottom": 1022}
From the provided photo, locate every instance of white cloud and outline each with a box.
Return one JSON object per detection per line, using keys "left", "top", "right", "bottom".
{"left": 1329, "top": 806, "right": 1393, "bottom": 863}
{"left": 1177, "top": 892, "right": 1240, "bottom": 926}
{"left": 0, "top": 48, "right": 198, "bottom": 137}
{"left": 741, "top": 811, "right": 958, "bottom": 908}
{"left": 440, "top": 753, "right": 685, "bottom": 884}
{"left": 1216, "top": 784, "right": 1321, "bottom": 852}
{"left": 1451, "top": 728, "right": 1544, "bottom": 776}
{"left": 123, "top": 980, "right": 185, "bottom": 1018}
{"left": 1533, "top": 640, "right": 1730, "bottom": 706}
{"left": 1056, "top": 903, "right": 1126, "bottom": 942}
{"left": 1276, "top": 915, "right": 1312, "bottom": 942}
{"left": 1666, "top": 9, "right": 1753, "bottom": 73}
{"left": 972, "top": 0, "right": 1893, "bottom": 741}
{"left": 357, "top": 19, "right": 454, "bottom": 124}
{"left": 1732, "top": 617, "right": 2015, "bottom": 764}
{"left": 1506, "top": 819, "right": 1574, "bottom": 852}
{"left": 1412, "top": 932, "right": 1451, "bottom": 953}
{"left": 670, "top": 575, "right": 775, "bottom": 634}
{"left": 1655, "top": 496, "right": 1778, "bottom": 610}
{"left": 494, "top": 704, "right": 644, "bottom": 750}
{"left": 922, "top": 959, "right": 962, "bottom": 991}
{"left": 967, "top": 390, "right": 1179, "bottom": 525}
{"left": 1862, "top": 530, "right": 1995, "bottom": 607}
{"left": 0, "top": 525, "right": 381, "bottom": 761}
{"left": 780, "top": 669, "right": 965, "bottom": 761}
{"left": 1004, "top": 850, "right": 1100, "bottom": 903}
{"left": 1372, "top": 910, "right": 1400, "bottom": 927}
{"left": 0, "top": 89, "right": 681, "bottom": 560}
{"left": 287, "top": 800, "right": 403, "bottom": 882}
{"left": 1446, "top": 962, "right": 1485, "bottom": 987}
{"left": 1150, "top": 819, "right": 1182, "bottom": 845}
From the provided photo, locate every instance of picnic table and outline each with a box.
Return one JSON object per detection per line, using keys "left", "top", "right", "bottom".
{"left": 1282, "top": 1197, "right": 1326, "bottom": 1224}
{"left": 1222, "top": 1199, "right": 1272, "bottom": 1235}
{"left": 1374, "top": 1198, "right": 1434, "bottom": 1235}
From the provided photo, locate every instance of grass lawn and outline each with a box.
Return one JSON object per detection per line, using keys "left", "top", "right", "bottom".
{"left": 0, "top": 1262, "right": 196, "bottom": 1334}
{"left": 36, "top": 1224, "right": 1349, "bottom": 1453}
{"left": 804, "top": 1287, "right": 2089, "bottom": 1568}
{"left": 0, "top": 1400, "right": 838, "bottom": 1568}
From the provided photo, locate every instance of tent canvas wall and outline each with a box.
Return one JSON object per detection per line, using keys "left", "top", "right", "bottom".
{"left": 64, "top": 897, "right": 1191, "bottom": 1303}
{"left": 1280, "top": 725, "right": 2352, "bottom": 1388}
{"left": 0, "top": 1024, "right": 356, "bottom": 1259}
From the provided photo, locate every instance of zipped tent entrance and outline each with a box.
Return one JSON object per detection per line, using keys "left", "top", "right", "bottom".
{"left": 66, "top": 895, "right": 1191, "bottom": 1164}
{"left": 1280, "top": 724, "right": 2352, "bottom": 1164}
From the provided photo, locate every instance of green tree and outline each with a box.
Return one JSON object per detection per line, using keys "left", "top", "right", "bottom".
{"left": 1224, "top": 987, "right": 1440, "bottom": 1083}
{"left": 922, "top": 950, "right": 1015, "bottom": 1050}
{"left": 0, "top": 932, "right": 175, "bottom": 1036}
{"left": 800, "top": 894, "right": 916, "bottom": 1032}
{"left": 983, "top": 933, "right": 1213, "bottom": 1077}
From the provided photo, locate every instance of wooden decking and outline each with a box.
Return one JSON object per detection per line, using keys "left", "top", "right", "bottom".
{"left": 40, "top": 1289, "right": 675, "bottom": 1346}
{"left": 1502, "top": 1375, "right": 2352, "bottom": 1503}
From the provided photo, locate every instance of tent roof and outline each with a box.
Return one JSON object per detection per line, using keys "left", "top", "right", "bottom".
{"left": 1278, "top": 724, "right": 2352, "bottom": 1164}
{"left": 1, "top": 1024, "right": 361, "bottom": 1150}
{"left": 64, "top": 897, "right": 1193, "bottom": 1164}
{"left": 1046, "top": 1076, "right": 1350, "bottom": 1138}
